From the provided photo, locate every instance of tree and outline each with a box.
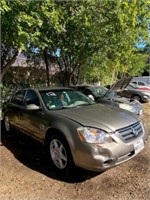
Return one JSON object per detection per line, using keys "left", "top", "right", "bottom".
{"left": 141, "top": 43, "right": 150, "bottom": 76}
{"left": 76, "top": 0, "right": 150, "bottom": 84}
{"left": 1, "top": 0, "right": 61, "bottom": 83}
{"left": 1, "top": 0, "right": 44, "bottom": 79}
{"left": 46, "top": 0, "right": 150, "bottom": 85}
{"left": 1, "top": 0, "right": 150, "bottom": 86}
{"left": 46, "top": 0, "right": 123, "bottom": 85}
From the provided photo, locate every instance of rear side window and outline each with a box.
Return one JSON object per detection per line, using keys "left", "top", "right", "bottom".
{"left": 138, "top": 81, "right": 146, "bottom": 86}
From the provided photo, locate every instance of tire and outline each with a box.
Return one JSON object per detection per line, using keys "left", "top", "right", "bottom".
{"left": 132, "top": 95, "right": 141, "bottom": 102}
{"left": 4, "top": 115, "right": 11, "bottom": 133}
{"left": 46, "top": 132, "right": 75, "bottom": 173}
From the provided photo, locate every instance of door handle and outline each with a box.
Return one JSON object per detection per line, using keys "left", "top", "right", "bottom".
{"left": 19, "top": 112, "right": 23, "bottom": 117}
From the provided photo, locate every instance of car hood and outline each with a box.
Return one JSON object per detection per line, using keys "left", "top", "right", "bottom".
{"left": 108, "top": 77, "right": 133, "bottom": 92}
{"left": 55, "top": 104, "right": 139, "bottom": 132}
{"left": 109, "top": 96, "right": 140, "bottom": 105}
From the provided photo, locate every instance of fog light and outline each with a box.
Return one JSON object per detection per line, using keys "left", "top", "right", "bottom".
{"left": 103, "top": 157, "right": 116, "bottom": 167}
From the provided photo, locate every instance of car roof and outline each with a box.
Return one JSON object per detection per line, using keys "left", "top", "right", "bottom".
{"left": 18, "top": 87, "right": 76, "bottom": 92}
{"left": 70, "top": 84, "right": 102, "bottom": 89}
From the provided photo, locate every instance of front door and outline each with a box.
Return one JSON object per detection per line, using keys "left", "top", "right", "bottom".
{"left": 21, "top": 90, "right": 45, "bottom": 141}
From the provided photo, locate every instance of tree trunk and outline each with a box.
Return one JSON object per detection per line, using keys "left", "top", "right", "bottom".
{"left": 44, "top": 48, "right": 50, "bottom": 86}
{"left": 1, "top": 49, "right": 22, "bottom": 81}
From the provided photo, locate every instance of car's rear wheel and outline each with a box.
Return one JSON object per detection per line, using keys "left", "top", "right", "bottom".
{"left": 132, "top": 95, "right": 141, "bottom": 102}
{"left": 46, "top": 132, "right": 75, "bottom": 172}
{"left": 4, "top": 115, "right": 11, "bottom": 133}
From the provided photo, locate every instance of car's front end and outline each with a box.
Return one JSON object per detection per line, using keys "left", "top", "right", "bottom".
{"left": 55, "top": 103, "right": 148, "bottom": 172}
{"left": 114, "top": 98, "right": 143, "bottom": 115}
{"left": 73, "top": 120, "right": 148, "bottom": 172}
{"left": 141, "top": 92, "right": 150, "bottom": 102}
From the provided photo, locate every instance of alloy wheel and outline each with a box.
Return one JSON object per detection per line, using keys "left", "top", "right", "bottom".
{"left": 50, "top": 139, "right": 67, "bottom": 169}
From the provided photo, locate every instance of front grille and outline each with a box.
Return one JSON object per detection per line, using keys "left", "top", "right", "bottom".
{"left": 116, "top": 122, "right": 143, "bottom": 142}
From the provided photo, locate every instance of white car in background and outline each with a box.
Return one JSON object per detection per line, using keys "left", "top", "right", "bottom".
{"left": 131, "top": 76, "right": 150, "bottom": 87}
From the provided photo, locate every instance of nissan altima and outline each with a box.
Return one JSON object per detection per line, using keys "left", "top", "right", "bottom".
{"left": 3, "top": 87, "right": 148, "bottom": 172}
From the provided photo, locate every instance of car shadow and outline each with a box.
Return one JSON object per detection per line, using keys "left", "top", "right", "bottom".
{"left": 1, "top": 128, "right": 102, "bottom": 183}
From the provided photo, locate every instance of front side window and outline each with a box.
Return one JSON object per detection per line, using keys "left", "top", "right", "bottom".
{"left": 40, "top": 89, "right": 95, "bottom": 110}
{"left": 138, "top": 82, "right": 145, "bottom": 86}
{"left": 11, "top": 90, "right": 26, "bottom": 106}
{"left": 24, "top": 90, "right": 40, "bottom": 106}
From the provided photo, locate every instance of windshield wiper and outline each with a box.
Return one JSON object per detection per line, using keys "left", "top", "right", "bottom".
{"left": 76, "top": 102, "right": 95, "bottom": 107}
{"left": 55, "top": 106, "right": 69, "bottom": 110}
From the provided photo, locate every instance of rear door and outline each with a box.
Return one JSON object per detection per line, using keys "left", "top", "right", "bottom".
{"left": 8, "top": 90, "right": 27, "bottom": 131}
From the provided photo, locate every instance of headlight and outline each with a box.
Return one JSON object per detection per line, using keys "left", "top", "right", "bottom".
{"left": 143, "top": 95, "right": 149, "bottom": 98}
{"left": 119, "top": 103, "right": 135, "bottom": 112}
{"left": 77, "top": 127, "right": 112, "bottom": 144}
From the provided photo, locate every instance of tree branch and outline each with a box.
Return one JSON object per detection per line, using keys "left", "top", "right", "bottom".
{"left": 1, "top": 48, "right": 22, "bottom": 80}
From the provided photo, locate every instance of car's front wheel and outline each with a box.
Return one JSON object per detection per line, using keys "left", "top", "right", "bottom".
{"left": 132, "top": 95, "right": 141, "bottom": 102}
{"left": 46, "top": 133, "right": 75, "bottom": 172}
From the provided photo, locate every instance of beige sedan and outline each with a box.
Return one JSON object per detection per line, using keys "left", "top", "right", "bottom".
{"left": 3, "top": 87, "right": 148, "bottom": 172}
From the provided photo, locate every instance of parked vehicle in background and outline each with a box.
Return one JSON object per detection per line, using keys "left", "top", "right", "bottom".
{"left": 71, "top": 84, "right": 143, "bottom": 115}
{"left": 118, "top": 84, "right": 150, "bottom": 103}
{"left": 106, "top": 77, "right": 150, "bottom": 103}
{"left": 131, "top": 80, "right": 149, "bottom": 87}
{"left": 3, "top": 87, "right": 148, "bottom": 172}
{"left": 131, "top": 80, "right": 150, "bottom": 91}
{"left": 131, "top": 76, "right": 150, "bottom": 86}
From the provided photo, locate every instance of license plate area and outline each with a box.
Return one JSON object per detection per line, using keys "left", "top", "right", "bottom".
{"left": 139, "top": 109, "right": 143, "bottom": 115}
{"left": 134, "top": 139, "right": 144, "bottom": 154}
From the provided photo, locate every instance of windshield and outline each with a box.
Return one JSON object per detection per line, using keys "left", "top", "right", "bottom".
{"left": 39, "top": 89, "right": 95, "bottom": 110}
{"left": 89, "top": 86, "right": 108, "bottom": 97}
{"left": 89, "top": 86, "right": 116, "bottom": 98}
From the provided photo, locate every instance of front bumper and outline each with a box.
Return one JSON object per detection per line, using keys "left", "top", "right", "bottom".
{"left": 73, "top": 126, "right": 148, "bottom": 172}
{"left": 142, "top": 96, "right": 150, "bottom": 102}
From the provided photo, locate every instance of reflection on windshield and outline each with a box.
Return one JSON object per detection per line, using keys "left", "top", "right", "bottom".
{"left": 90, "top": 86, "right": 108, "bottom": 97}
{"left": 40, "top": 89, "right": 95, "bottom": 110}
{"left": 89, "top": 86, "right": 116, "bottom": 98}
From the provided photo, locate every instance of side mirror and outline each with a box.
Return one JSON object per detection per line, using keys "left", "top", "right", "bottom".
{"left": 26, "top": 104, "right": 40, "bottom": 110}
{"left": 88, "top": 94, "right": 95, "bottom": 101}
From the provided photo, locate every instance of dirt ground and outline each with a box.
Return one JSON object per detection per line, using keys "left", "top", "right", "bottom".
{"left": 0, "top": 102, "right": 150, "bottom": 200}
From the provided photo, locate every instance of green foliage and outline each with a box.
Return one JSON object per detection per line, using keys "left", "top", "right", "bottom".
{"left": 1, "top": 0, "right": 150, "bottom": 86}
{"left": 78, "top": 0, "right": 150, "bottom": 85}
{"left": 1, "top": 0, "right": 57, "bottom": 78}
